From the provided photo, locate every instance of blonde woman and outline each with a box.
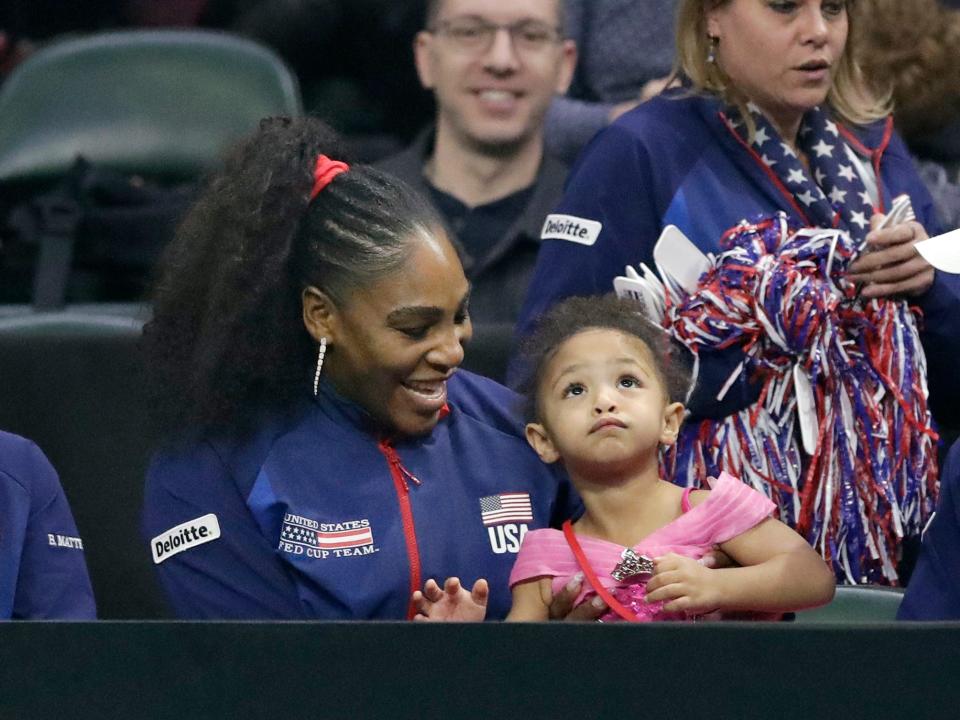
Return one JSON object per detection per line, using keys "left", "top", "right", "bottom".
{"left": 514, "top": 0, "right": 960, "bottom": 583}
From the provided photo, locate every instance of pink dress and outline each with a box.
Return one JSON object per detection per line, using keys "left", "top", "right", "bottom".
{"left": 508, "top": 473, "right": 775, "bottom": 622}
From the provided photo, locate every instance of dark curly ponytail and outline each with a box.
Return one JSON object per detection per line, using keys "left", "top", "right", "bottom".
{"left": 144, "top": 116, "right": 442, "bottom": 437}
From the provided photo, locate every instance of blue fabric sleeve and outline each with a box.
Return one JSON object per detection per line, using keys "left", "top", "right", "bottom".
{"left": 511, "top": 122, "right": 762, "bottom": 417}
{"left": 448, "top": 370, "right": 528, "bottom": 437}
{"left": 0, "top": 434, "right": 96, "bottom": 619}
{"left": 883, "top": 132, "right": 943, "bottom": 236}
{"left": 449, "top": 371, "right": 584, "bottom": 524}
{"left": 515, "top": 123, "right": 661, "bottom": 345}
{"left": 916, "top": 271, "right": 960, "bottom": 427}
{"left": 0, "top": 479, "right": 27, "bottom": 618}
{"left": 142, "top": 440, "right": 305, "bottom": 619}
{"left": 545, "top": 96, "right": 617, "bottom": 165}
{"left": 898, "top": 440, "right": 960, "bottom": 619}
{"left": 883, "top": 132, "right": 960, "bottom": 426}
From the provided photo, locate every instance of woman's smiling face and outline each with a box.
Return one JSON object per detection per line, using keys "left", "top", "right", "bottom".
{"left": 307, "top": 227, "right": 472, "bottom": 437}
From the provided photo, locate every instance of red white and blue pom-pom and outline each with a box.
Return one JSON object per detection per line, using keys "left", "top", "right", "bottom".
{"left": 656, "top": 213, "right": 938, "bottom": 584}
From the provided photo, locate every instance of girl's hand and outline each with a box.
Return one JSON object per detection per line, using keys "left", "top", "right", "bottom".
{"left": 847, "top": 216, "right": 935, "bottom": 299}
{"left": 644, "top": 553, "right": 723, "bottom": 615}
{"left": 412, "top": 577, "right": 488, "bottom": 622}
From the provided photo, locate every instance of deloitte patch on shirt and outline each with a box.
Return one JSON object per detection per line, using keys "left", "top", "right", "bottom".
{"left": 151, "top": 513, "right": 221, "bottom": 564}
{"left": 540, "top": 214, "right": 602, "bottom": 246}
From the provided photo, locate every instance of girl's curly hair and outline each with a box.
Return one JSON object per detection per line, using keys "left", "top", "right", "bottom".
{"left": 516, "top": 294, "right": 695, "bottom": 423}
{"left": 143, "top": 116, "right": 442, "bottom": 437}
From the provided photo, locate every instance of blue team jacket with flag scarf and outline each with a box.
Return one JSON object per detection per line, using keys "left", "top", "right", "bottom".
{"left": 141, "top": 370, "right": 577, "bottom": 619}
{"left": 514, "top": 90, "right": 960, "bottom": 422}
{"left": 0, "top": 431, "right": 96, "bottom": 619}
{"left": 898, "top": 439, "right": 960, "bottom": 620}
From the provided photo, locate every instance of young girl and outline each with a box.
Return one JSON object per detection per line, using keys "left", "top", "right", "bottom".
{"left": 413, "top": 295, "right": 835, "bottom": 622}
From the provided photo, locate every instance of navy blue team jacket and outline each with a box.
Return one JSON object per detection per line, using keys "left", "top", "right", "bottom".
{"left": 899, "top": 439, "right": 960, "bottom": 620}
{"left": 514, "top": 90, "right": 960, "bottom": 420}
{"left": 142, "top": 370, "right": 577, "bottom": 619}
{"left": 0, "top": 431, "right": 96, "bottom": 619}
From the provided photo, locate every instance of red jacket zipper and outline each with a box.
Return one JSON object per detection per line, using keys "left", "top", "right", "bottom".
{"left": 378, "top": 440, "right": 422, "bottom": 619}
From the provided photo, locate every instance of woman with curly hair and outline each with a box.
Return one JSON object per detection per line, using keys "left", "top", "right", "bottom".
{"left": 140, "top": 116, "right": 580, "bottom": 619}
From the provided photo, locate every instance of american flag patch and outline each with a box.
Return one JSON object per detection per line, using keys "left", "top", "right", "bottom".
{"left": 317, "top": 527, "right": 373, "bottom": 550}
{"left": 281, "top": 515, "right": 373, "bottom": 550}
{"left": 479, "top": 492, "right": 533, "bottom": 526}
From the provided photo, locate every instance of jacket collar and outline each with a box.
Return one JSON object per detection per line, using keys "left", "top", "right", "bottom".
{"left": 390, "top": 125, "right": 568, "bottom": 276}
{"left": 312, "top": 378, "right": 452, "bottom": 444}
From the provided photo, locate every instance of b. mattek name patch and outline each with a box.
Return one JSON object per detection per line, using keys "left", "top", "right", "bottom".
{"left": 151, "top": 513, "right": 221, "bottom": 564}
{"left": 540, "top": 214, "right": 602, "bottom": 246}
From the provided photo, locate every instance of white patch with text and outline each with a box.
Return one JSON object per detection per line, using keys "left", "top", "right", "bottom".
{"left": 151, "top": 514, "right": 220, "bottom": 564}
{"left": 47, "top": 533, "right": 84, "bottom": 550}
{"left": 541, "top": 214, "right": 602, "bottom": 246}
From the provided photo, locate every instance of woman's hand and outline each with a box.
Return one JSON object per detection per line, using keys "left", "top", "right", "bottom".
{"left": 699, "top": 548, "right": 733, "bottom": 569}
{"left": 643, "top": 553, "right": 723, "bottom": 615}
{"left": 412, "top": 577, "right": 488, "bottom": 622}
{"left": 847, "top": 216, "right": 935, "bottom": 299}
{"left": 546, "top": 572, "right": 607, "bottom": 621}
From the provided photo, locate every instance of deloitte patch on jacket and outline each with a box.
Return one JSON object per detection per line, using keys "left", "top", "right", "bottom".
{"left": 540, "top": 214, "right": 602, "bottom": 245}
{"left": 152, "top": 514, "right": 221, "bottom": 564}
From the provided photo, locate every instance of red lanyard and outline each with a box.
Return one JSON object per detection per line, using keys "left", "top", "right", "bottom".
{"left": 561, "top": 520, "right": 640, "bottom": 623}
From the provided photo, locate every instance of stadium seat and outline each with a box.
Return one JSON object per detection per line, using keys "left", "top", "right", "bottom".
{"left": 793, "top": 584, "right": 904, "bottom": 623}
{"left": 0, "top": 29, "right": 302, "bottom": 307}
{"left": 0, "top": 308, "right": 167, "bottom": 618}
{"left": 0, "top": 29, "right": 302, "bottom": 187}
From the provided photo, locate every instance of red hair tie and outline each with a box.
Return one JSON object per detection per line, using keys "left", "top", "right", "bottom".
{"left": 310, "top": 154, "right": 350, "bottom": 200}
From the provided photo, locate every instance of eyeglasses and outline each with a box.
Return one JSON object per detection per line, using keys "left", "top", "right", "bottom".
{"left": 428, "top": 17, "right": 563, "bottom": 54}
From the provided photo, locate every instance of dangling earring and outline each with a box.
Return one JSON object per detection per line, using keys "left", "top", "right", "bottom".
{"left": 312, "top": 337, "right": 327, "bottom": 397}
{"left": 707, "top": 35, "right": 718, "bottom": 64}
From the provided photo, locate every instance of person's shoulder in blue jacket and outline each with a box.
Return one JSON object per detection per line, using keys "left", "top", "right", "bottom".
{"left": 0, "top": 430, "right": 96, "bottom": 619}
{"left": 446, "top": 368, "right": 529, "bottom": 436}
{"left": 898, "top": 438, "right": 960, "bottom": 620}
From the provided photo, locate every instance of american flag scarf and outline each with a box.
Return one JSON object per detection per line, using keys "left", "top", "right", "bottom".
{"left": 722, "top": 102, "right": 879, "bottom": 244}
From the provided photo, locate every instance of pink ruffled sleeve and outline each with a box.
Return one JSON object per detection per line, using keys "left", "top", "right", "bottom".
{"left": 508, "top": 529, "right": 580, "bottom": 588}
{"left": 686, "top": 472, "right": 776, "bottom": 545}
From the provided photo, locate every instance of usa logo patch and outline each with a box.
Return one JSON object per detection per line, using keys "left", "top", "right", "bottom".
{"left": 479, "top": 493, "right": 532, "bottom": 554}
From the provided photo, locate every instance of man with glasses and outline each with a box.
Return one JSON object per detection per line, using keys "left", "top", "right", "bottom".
{"left": 377, "top": 0, "right": 576, "bottom": 331}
